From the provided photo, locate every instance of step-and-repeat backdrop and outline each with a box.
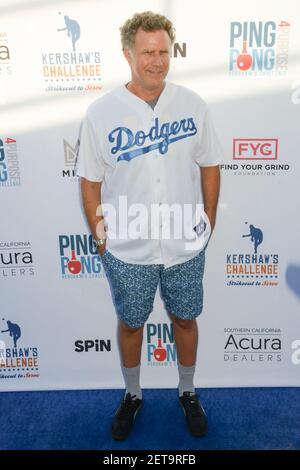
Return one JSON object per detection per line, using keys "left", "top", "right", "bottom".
{"left": 1, "top": 0, "right": 300, "bottom": 391}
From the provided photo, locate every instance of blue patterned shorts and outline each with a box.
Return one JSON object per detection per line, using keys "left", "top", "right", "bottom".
{"left": 101, "top": 250, "right": 206, "bottom": 329}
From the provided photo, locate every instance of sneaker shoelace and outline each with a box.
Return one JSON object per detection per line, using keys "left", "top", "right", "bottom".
{"left": 118, "top": 394, "right": 137, "bottom": 420}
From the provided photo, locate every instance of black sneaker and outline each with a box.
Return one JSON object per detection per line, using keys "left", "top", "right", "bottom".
{"left": 111, "top": 393, "right": 143, "bottom": 441}
{"left": 179, "top": 392, "right": 208, "bottom": 437}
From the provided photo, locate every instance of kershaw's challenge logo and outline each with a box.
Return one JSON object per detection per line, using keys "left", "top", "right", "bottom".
{"left": 226, "top": 222, "right": 279, "bottom": 287}
{"left": 0, "top": 318, "right": 39, "bottom": 380}
{"left": 42, "top": 12, "right": 101, "bottom": 93}
{"left": 108, "top": 117, "right": 197, "bottom": 162}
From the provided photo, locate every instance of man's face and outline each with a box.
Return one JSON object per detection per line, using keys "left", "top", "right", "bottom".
{"left": 124, "top": 27, "right": 171, "bottom": 92}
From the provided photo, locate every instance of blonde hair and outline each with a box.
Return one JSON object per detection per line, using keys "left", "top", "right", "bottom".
{"left": 120, "top": 11, "right": 176, "bottom": 50}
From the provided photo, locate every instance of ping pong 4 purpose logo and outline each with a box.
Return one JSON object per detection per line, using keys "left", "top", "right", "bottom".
{"left": 58, "top": 234, "right": 105, "bottom": 279}
{"left": 146, "top": 323, "right": 177, "bottom": 367}
{"left": 229, "top": 20, "right": 290, "bottom": 76}
{"left": 0, "top": 137, "right": 21, "bottom": 187}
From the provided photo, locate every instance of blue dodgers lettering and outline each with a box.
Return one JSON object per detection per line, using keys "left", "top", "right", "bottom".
{"left": 108, "top": 117, "right": 197, "bottom": 162}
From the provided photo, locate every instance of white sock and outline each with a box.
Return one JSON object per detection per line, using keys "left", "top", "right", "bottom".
{"left": 121, "top": 364, "right": 142, "bottom": 400}
{"left": 178, "top": 362, "right": 195, "bottom": 397}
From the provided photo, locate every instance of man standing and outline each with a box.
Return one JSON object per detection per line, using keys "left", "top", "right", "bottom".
{"left": 76, "top": 11, "right": 221, "bottom": 441}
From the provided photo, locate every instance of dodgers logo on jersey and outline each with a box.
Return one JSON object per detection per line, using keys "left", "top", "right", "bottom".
{"left": 108, "top": 117, "right": 197, "bottom": 162}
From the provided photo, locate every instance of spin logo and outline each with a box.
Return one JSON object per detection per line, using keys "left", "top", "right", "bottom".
{"left": 59, "top": 234, "right": 105, "bottom": 279}
{"left": 0, "top": 137, "right": 21, "bottom": 187}
{"left": 74, "top": 339, "right": 111, "bottom": 353}
{"left": 172, "top": 42, "right": 187, "bottom": 58}
{"left": 226, "top": 222, "right": 279, "bottom": 287}
{"left": 146, "top": 323, "right": 177, "bottom": 366}
{"left": 42, "top": 12, "right": 102, "bottom": 93}
{"left": 229, "top": 21, "right": 290, "bottom": 76}
{"left": 0, "top": 318, "right": 40, "bottom": 380}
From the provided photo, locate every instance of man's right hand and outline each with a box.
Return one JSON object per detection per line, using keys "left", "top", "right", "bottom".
{"left": 97, "top": 244, "right": 107, "bottom": 257}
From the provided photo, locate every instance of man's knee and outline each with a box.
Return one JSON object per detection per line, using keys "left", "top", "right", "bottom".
{"left": 170, "top": 314, "right": 196, "bottom": 330}
{"left": 119, "top": 319, "right": 144, "bottom": 334}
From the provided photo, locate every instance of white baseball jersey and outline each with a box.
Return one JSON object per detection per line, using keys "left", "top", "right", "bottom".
{"left": 76, "top": 81, "right": 222, "bottom": 267}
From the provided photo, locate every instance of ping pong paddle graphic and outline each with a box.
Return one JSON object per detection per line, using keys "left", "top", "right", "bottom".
{"left": 67, "top": 250, "right": 82, "bottom": 274}
{"left": 154, "top": 338, "right": 167, "bottom": 362}
{"left": 237, "top": 41, "right": 252, "bottom": 71}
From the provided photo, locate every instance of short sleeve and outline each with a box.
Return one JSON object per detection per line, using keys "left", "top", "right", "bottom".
{"left": 75, "top": 113, "right": 105, "bottom": 182}
{"left": 194, "top": 109, "right": 223, "bottom": 167}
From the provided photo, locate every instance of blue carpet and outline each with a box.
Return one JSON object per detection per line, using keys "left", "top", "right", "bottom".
{"left": 0, "top": 388, "right": 300, "bottom": 450}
